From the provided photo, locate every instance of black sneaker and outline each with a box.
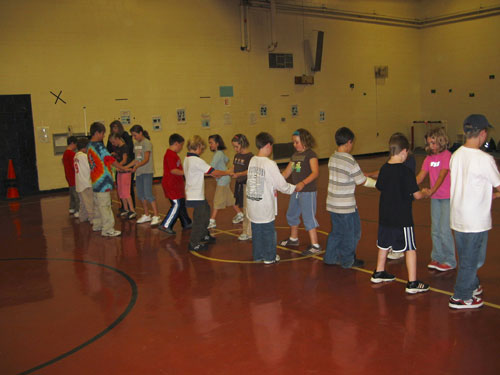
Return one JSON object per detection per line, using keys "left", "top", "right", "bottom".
{"left": 301, "top": 245, "right": 322, "bottom": 256}
{"left": 127, "top": 211, "right": 137, "bottom": 219}
{"left": 158, "top": 226, "right": 176, "bottom": 235}
{"left": 201, "top": 234, "right": 216, "bottom": 244}
{"left": 117, "top": 207, "right": 126, "bottom": 217}
{"left": 279, "top": 238, "right": 299, "bottom": 247}
{"left": 370, "top": 270, "right": 396, "bottom": 283}
{"left": 188, "top": 243, "right": 208, "bottom": 251}
{"left": 352, "top": 258, "right": 365, "bottom": 268}
{"left": 406, "top": 280, "right": 430, "bottom": 294}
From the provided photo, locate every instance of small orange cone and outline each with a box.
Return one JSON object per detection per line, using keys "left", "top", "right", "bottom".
{"left": 6, "top": 159, "right": 20, "bottom": 200}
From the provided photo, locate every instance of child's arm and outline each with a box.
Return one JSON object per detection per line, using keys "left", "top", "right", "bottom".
{"left": 119, "top": 153, "right": 128, "bottom": 167}
{"left": 209, "top": 169, "right": 229, "bottom": 178}
{"left": 365, "top": 170, "right": 379, "bottom": 178}
{"left": 493, "top": 185, "right": 500, "bottom": 199}
{"left": 171, "top": 168, "right": 184, "bottom": 176}
{"left": 416, "top": 169, "right": 428, "bottom": 185}
{"left": 281, "top": 162, "right": 293, "bottom": 179}
{"left": 426, "top": 169, "right": 448, "bottom": 196}
{"left": 128, "top": 151, "right": 150, "bottom": 171}
{"left": 270, "top": 163, "right": 295, "bottom": 194}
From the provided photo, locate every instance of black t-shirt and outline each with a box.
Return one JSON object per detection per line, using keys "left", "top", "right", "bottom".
{"left": 376, "top": 163, "right": 419, "bottom": 227}
{"left": 114, "top": 144, "right": 128, "bottom": 163}
{"left": 290, "top": 148, "right": 317, "bottom": 192}
{"left": 233, "top": 152, "right": 254, "bottom": 183}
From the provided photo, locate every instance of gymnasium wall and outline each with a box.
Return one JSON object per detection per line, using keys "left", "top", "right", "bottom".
{"left": 0, "top": 0, "right": 497, "bottom": 191}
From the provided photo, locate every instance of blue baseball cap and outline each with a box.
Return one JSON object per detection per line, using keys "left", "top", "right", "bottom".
{"left": 463, "top": 114, "right": 493, "bottom": 132}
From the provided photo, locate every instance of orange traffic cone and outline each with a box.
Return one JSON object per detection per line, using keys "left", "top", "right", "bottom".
{"left": 6, "top": 159, "right": 20, "bottom": 200}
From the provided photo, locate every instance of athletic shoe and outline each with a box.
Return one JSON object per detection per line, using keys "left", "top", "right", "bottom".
{"left": 449, "top": 296, "right": 483, "bottom": 309}
{"left": 264, "top": 254, "right": 280, "bottom": 265}
{"left": 188, "top": 242, "right": 208, "bottom": 251}
{"left": 301, "top": 245, "right": 322, "bottom": 256}
{"left": 92, "top": 227, "right": 102, "bottom": 232}
{"left": 207, "top": 219, "right": 216, "bottom": 229}
{"left": 434, "top": 263, "right": 455, "bottom": 272}
{"left": 427, "top": 260, "right": 440, "bottom": 270}
{"left": 201, "top": 234, "right": 216, "bottom": 244}
{"left": 117, "top": 207, "right": 126, "bottom": 217}
{"left": 238, "top": 233, "right": 252, "bottom": 241}
{"left": 127, "top": 211, "right": 137, "bottom": 219}
{"left": 387, "top": 250, "right": 404, "bottom": 260}
{"left": 406, "top": 280, "right": 430, "bottom": 294}
{"left": 136, "top": 214, "right": 152, "bottom": 224}
{"left": 473, "top": 285, "right": 483, "bottom": 296}
{"left": 69, "top": 209, "right": 75, "bottom": 214}
{"left": 120, "top": 210, "right": 129, "bottom": 218}
{"left": 102, "top": 229, "right": 121, "bottom": 237}
{"left": 151, "top": 216, "right": 161, "bottom": 226}
{"left": 352, "top": 258, "right": 365, "bottom": 268}
{"left": 279, "top": 238, "right": 299, "bottom": 247}
{"left": 371, "top": 270, "right": 396, "bottom": 283}
{"left": 232, "top": 212, "right": 244, "bottom": 224}
{"left": 73, "top": 211, "right": 79, "bottom": 218}
{"left": 158, "top": 226, "right": 176, "bottom": 235}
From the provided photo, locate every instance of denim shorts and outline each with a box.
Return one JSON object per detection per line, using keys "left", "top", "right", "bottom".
{"left": 136, "top": 173, "right": 155, "bottom": 202}
{"left": 286, "top": 191, "right": 319, "bottom": 231}
{"left": 377, "top": 225, "right": 416, "bottom": 252}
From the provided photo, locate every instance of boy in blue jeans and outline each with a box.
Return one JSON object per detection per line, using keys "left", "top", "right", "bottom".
{"left": 324, "top": 127, "right": 375, "bottom": 268}
{"left": 246, "top": 132, "right": 297, "bottom": 264}
{"left": 448, "top": 114, "right": 500, "bottom": 309}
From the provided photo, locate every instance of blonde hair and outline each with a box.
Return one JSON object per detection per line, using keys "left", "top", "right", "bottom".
{"left": 187, "top": 135, "right": 206, "bottom": 151}
{"left": 425, "top": 127, "right": 449, "bottom": 154}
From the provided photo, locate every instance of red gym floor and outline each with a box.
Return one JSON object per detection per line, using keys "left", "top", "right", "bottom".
{"left": 1, "top": 155, "right": 499, "bottom": 375}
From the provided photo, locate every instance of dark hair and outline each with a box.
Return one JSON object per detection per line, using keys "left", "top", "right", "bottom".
{"left": 169, "top": 133, "right": 184, "bottom": 145}
{"left": 231, "top": 133, "right": 250, "bottom": 149}
{"left": 76, "top": 137, "right": 89, "bottom": 151}
{"left": 389, "top": 132, "right": 410, "bottom": 156}
{"left": 209, "top": 134, "right": 226, "bottom": 150}
{"left": 335, "top": 127, "right": 354, "bottom": 146}
{"left": 89, "top": 122, "right": 106, "bottom": 136}
{"left": 293, "top": 128, "right": 316, "bottom": 149}
{"left": 67, "top": 136, "right": 78, "bottom": 145}
{"left": 130, "top": 124, "right": 150, "bottom": 140}
{"left": 255, "top": 132, "right": 274, "bottom": 149}
{"left": 109, "top": 120, "right": 125, "bottom": 135}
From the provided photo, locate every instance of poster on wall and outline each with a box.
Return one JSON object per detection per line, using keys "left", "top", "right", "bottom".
{"left": 319, "top": 111, "right": 325, "bottom": 122}
{"left": 177, "top": 108, "right": 186, "bottom": 123}
{"left": 201, "top": 113, "right": 211, "bottom": 128}
{"left": 260, "top": 105, "right": 267, "bottom": 117}
{"left": 291, "top": 105, "right": 298, "bottom": 117}
{"left": 120, "top": 110, "right": 131, "bottom": 125}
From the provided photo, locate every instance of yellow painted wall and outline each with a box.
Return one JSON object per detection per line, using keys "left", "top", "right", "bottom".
{"left": 0, "top": 0, "right": 497, "bottom": 190}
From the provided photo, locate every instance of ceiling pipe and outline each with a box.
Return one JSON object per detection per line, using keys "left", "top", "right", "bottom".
{"left": 240, "top": 0, "right": 251, "bottom": 51}
{"left": 249, "top": 1, "right": 500, "bottom": 29}
{"left": 268, "top": 0, "right": 278, "bottom": 51}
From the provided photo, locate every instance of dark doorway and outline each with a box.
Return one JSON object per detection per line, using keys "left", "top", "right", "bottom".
{"left": 0, "top": 95, "right": 39, "bottom": 198}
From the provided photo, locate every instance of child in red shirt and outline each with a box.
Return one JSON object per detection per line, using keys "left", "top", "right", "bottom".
{"left": 159, "top": 133, "right": 192, "bottom": 234}
{"left": 62, "top": 136, "right": 79, "bottom": 216}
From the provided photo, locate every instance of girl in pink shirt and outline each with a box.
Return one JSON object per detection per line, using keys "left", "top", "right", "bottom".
{"left": 417, "top": 127, "right": 456, "bottom": 271}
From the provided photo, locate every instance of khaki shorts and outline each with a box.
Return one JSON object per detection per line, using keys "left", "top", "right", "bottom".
{"left": 213, "top": 184, "right": 235, "bottom": 209}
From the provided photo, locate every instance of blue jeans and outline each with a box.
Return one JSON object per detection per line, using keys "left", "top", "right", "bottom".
{"left": 453, "top": 231, "right": 488, "bottom": 300}
{"left": 251, "top": 221, "right": 277, "bottom": 262}
{"left": 430, "top": 199, "right": 456, "bottom": 267}
{"left": 324, "top": 210, "right": 361, "bottom": 268}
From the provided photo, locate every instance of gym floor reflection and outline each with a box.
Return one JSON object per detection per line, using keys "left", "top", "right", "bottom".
{"left": 1, "top": 156, "right": 500, "bottom": 375}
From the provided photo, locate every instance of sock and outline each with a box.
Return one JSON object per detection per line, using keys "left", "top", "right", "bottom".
{"left": 312, "top": 243, "right": 320, "bottom": 249}
{"left": 290, "top": 237, "right": 298, "bottom": 241}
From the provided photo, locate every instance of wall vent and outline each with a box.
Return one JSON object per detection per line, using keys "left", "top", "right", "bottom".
{"left": 269, "top": 53, "right": 293, "bottom": 68}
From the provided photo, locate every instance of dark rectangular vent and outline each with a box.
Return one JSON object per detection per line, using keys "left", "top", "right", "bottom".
{"left": 269, "top": 53, "right": 293, "bottom": 68}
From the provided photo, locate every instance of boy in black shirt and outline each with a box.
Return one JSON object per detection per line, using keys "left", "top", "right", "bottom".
{"left": 371, "top": 133, "right": 430, "bottom": 294}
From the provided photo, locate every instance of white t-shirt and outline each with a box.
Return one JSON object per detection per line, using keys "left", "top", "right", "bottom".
{"left": 183, "top": 154, "right": 213, "bottom": 201}
{"left": 450, "top": 146, "right": 500, "bottom": 232}
{"left": 74, "top": 151, "right": 92, "bottom": 193}
{"left": 246, "top": 156, "right": 295, "bottom": 224}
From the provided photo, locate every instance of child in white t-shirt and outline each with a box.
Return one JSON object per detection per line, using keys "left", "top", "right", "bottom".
{"left": 73, "top": 137, "right": 94, "bottom": 223}
{"left": 184, "top": 135, "right": 229, "bottom": 251}
{"left": 246, "top": 132, "right": 297, "bottom": 264}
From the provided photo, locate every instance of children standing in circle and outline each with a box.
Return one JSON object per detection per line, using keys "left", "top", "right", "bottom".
{"left": 280, "top": 129, "right": 321, "bottom": 255}
{"left": 371, "top": 133, "right": 430, "bottom": 294}
{"left": 416, "top": 127, "right": 455, "bottom": 272}
{"left": 231, "top": 134, "right": 253, "bottom": 241}
{"left": 109, "top": 134, "right": 136, "bottom": 220}
{"left": 207, "top": 134, "right": 238, "bottom": 229}
{"left": 127, "top": 124, "right": 160, "bottom": 226}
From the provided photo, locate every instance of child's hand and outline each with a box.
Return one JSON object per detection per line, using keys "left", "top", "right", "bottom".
{"left": 421, "top": 188, "right": 431, "bottom": 198}
{"left": 493, "top": 191, "right": 500, "bottom": 200}
{"left": 295, "top": 181, "right": 305, "bottom": 192}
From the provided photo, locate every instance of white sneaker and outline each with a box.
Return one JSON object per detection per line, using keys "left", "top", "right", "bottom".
{"left": 232, "top": 212, "right": 244, "bottom": 224}
{"left": 136, "top": 214, "right": 152, "bottom": 224}
{"left": 387, "top": 250, "right": 404, "bottom": 260}
{"left": 102, "top": 229, "right": 121, "bottom": 237}
{"left": 69, "top": 209, "right": 75, "bottom": 214}
{"left": 264, "top": 254, "right": 280, "bottom": 264}
{"left": 208, "top": 219, "right": 216, "bottom": 229}
{"left": 73, "top": 212, "right": 79, "bottom": 218}
{"left": 238, "top": 233, "right": 252, "bottom": 241}
{"left": 151, "top": 216, "right": 161, "bottom": 226}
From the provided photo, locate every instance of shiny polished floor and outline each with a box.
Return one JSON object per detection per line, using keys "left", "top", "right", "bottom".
{"left": 1, "top": 155, "right": 500, "bottom": 375}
